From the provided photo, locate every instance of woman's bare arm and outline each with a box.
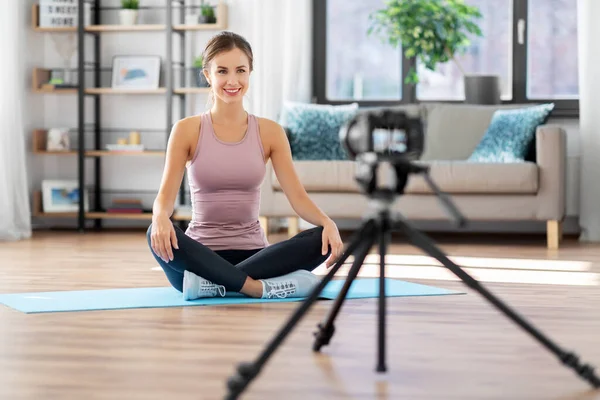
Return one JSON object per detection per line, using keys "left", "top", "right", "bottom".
{"left": 150, "top": 118, "right": 195, "bottom": 262}
{"left": 264, "top": 117, "right": 344, "bottom": 264}
{"left": 264, "top": 119, "right": 329, "bottom": 226}
{"left": 152, "top": 119, "right": 194, "bottom": 219}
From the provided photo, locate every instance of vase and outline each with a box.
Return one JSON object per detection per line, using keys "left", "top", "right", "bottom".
{"left": 464, "top": 75, "right": 501, "bottom": 105}
{"left": 119, "top": 9, "right": 138, "bottom": 25}
{"left": 198, "top": 15, "right": 216, "bottom": 24}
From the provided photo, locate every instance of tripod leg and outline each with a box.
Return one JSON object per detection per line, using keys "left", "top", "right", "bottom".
{"left": 313, "top": 226, "right": 377, "bottom": 352}
{"left": 224, "top": 219, "right": 378, "bottom": 400}
{"left": 377, "top": 213, "right": 391, "bottom": 373}
{"left": 393, "top": 219, "right": 600, "bottom": 389}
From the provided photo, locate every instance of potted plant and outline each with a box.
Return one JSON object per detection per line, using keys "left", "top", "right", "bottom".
{"left": 369, "top": 0, "right": 500, "bottom": 104}
{"left": 198, "top": 3, "right": 216, "bottom": 24}
{"left": 120, "top": 0, "right": 139, "bottom": 25}
{"left": 192, "top": 55, "right": 208, "bottom": 87}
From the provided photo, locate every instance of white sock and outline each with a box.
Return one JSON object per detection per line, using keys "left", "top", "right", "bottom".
{"left": 182, "top": 270, "right": 226, "bottom": 300}
{"left": 260, "top": 270, "right": 320, "bottom": 299}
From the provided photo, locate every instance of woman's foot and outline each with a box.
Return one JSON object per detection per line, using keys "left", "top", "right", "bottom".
{"left": 260, "top": 270, "right": 321, "bottom": 299}
{"left": 182, "top": 270, "right": 227, "bottom": 300}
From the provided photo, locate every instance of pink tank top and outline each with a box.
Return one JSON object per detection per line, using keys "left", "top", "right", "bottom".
{"left": 184, "top": 111, "right": 270, "bottom": 251}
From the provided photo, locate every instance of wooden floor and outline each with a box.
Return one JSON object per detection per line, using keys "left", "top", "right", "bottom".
{"left": 1, "top": 229, "right": 600, "bottom": 400}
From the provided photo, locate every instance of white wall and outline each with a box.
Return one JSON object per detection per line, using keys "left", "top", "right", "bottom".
{"left": 577, "top": 0, "right": 600, "bottom": 241}
{"left": 24, "top": 0, "right": 47, "bottom": 199}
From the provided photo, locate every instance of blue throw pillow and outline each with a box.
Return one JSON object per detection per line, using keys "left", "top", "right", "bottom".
{"left": 280, "top": 102, "right": 358, "bottom": 161}
{"left": 468, "top": 103, "right": 555, "bottom": 163}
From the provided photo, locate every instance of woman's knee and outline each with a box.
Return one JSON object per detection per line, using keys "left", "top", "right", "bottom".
{"left": 297, "top": 226, "right": 331, "bottom": 258}
{"left": 295, "top": 225, "right": 323, "bottom": 239}
{"left": 147, "top": 222, "right": 187, "bottom": 245}
{"left": 172, "top": 224, "right": 189, "bottom": 241}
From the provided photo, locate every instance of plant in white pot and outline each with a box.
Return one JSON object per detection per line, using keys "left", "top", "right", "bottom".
{"left": 120, "top": 0, "right": 139, "bottom": 25}
{"left": 369, "top": 0, "right": 500, "bottom": 104}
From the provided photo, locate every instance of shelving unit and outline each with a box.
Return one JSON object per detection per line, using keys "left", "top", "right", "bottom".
{"left": 174, "top": 87, "right": 211, "bottom": 94}
{"left": 32, "top": 68, "right": 78, "bottom": 93}
{"left": 31, "top": 3, "right": 228, "bottom": 32}
{"left": 32, "top": 0, "right": 227, "bottom": 229}
{"left": 33, "top": 129, "right": 166, "bottom": 157}
{"left": 32, "top": 191, "right": 190, "bottom": 221}
{"left": 84, "top": 88, "right": 168, "bottom": 95}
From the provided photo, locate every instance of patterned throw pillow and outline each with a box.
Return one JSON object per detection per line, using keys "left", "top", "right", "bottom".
{"left": 468, "top": 103, "right": 554, "bottom": 163}
{"left": 280, "top": 102, "right": 359, "bottom": 161}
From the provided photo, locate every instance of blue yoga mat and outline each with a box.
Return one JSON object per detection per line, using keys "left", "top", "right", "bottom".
{"left": 0, "top": 278, "right": 462, "bottom": 314}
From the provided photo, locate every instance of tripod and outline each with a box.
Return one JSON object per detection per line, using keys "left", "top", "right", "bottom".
{"left": 225, "top": 158, "right": 600, "bottom": 400}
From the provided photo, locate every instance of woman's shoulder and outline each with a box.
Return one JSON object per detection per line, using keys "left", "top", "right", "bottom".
{"left": 257, "top": 116, "right": 285, "bottom": 137}
{"left": 173, "top": 114, "right": 203, "bottom": 132}
{"left": 169, "top": 115, "right": 203, "bottom": 161}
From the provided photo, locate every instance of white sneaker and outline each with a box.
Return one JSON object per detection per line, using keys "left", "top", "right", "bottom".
{"left": 261, "top": 270, "right": 320, "bottom": 299}
{"left": 182, "top": 270, "right": 226, "bottom": 300}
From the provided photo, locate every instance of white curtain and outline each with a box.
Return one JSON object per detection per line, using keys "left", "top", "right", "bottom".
{"left": 578, "top": 0, "right": 600, "bottom": 241}
{"left": 0, "top": 2, "right": 32, "bottom": 241}
{"left": 246, "top": 0, "right": 313, "bottom": 121}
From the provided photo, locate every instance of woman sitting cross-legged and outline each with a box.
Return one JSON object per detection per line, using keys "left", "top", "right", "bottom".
{"left": 147, "top": 31, "right": 344, "bottom": 301}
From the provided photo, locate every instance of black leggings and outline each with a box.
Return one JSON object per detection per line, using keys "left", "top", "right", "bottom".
{"left": 146, "top": 224, "right": 330, "bottom": 292}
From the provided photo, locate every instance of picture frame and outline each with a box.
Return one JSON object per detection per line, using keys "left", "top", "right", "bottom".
{"left": 42, "top": 180, "right": 89, "bottom": 213}
{"left": 39, "top": 0, "right": 92, "bottom": 28}
{"left": 111, "top": 55, "right": 161, "bottom": 90}
{"left": 46, "top": 127, "right": 71, "bottom": 151}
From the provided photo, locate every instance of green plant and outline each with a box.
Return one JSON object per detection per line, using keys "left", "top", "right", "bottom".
{"left": 368, "top": 0, "right": 483, "bottom": 84}
{"left": 200, "top": 4, "right": 215, "bottom": 18}
{"left": 121, "top": 0, "right": 139, "bottom": 10}
{"left": 193, "top": 55, "right": 203, "bottom": 69}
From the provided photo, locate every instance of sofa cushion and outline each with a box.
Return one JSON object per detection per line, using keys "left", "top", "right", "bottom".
{"left": 279, "top": 102, "right": 358, "bottom": 161}
{"left": 419, "top": 103, "right": 538, "bottom": 162}
{"left": 271, "top": 160, "right": 538, "bottom": 195}
{"left": 272, "top": 161, "right": 361, "bottom": 193}
{"left": 468, "top": 103, "right": 555, "bottom": 163}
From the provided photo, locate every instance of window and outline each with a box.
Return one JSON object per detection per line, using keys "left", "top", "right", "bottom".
{"left": 416, "top": 0, "right": 513, "bottom": 101}
{"left": 526, "top": 0, "right": 579, "bottom": 99}
{"left": 325, "top": 0, "right": 402, "bottom": 101}
{"left": 313, "top": 0, "right": 579, "bottom": 116}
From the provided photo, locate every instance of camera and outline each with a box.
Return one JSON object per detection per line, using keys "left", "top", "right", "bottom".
{"left": 339, "top": 108, "right": 425, "bottom": 162}
{"left": 339, "top": 109, "right": 426, "bottom": 197}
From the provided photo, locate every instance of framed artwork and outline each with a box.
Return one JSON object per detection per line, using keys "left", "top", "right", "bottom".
{"left": 111, "top": 55, "right": 161, "bottom": 90}
{"left": 39, "top": 0, "right": 92, "bottom": 28}
{"left": 42, "top": 180, "right": 89, "bottom": 213}
{"left": 46, "top": 128, "right": 71, "bottom": 151}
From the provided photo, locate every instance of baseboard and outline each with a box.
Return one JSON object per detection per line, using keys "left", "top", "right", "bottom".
{"left": 287, "top": 216, "right": 581, "bottom": 236}
{"left": 31, "top": 216, "right": 582, "bottom": 237}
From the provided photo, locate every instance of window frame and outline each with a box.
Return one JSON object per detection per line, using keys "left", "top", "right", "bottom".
{"left": 312, "top": 0, "right": 579, "bottom": 118}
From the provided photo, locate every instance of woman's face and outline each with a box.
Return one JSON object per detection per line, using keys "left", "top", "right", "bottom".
{"left": 204, "top": 47, "right": 251, "bottom": 105}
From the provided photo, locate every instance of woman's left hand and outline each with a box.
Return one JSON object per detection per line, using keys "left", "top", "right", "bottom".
{"left": 322, "top": 219, "right": 344, "bottom": 267}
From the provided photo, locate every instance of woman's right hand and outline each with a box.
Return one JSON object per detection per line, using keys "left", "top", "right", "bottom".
{"left": 150, "top": 215, "right": 179, "bottom": 262}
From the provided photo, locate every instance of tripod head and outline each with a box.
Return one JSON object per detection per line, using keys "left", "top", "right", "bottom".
{"left": 339, "top": 109, "right": 467, "bottom": 228}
